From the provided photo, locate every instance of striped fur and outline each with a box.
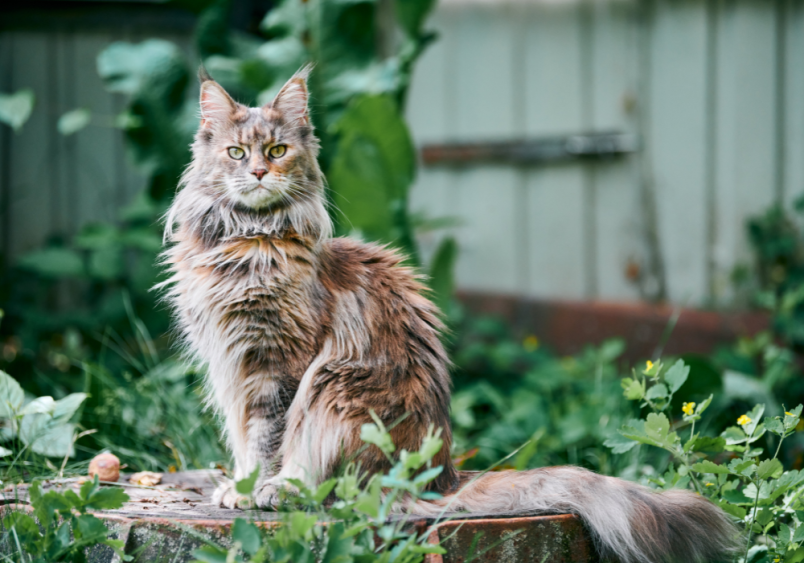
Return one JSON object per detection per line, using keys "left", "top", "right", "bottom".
{"left": 161, "top": 67, "right": 739, "bottom": 563}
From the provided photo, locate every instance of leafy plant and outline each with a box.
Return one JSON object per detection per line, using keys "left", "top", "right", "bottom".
{"left": 609, "top": 358, "right": 804, "bottom": 563}
{"left": 0, "top": 369, "right": 87, "bottom": 481}
{"left": 193, "top": 416, "right": 449, "bottom": 563}
{"left": 1, "top": 474, "right": 130, "bottom": 562}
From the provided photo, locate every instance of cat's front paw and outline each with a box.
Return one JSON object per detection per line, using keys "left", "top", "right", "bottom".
{"left": 254, "top": 479, "right": 298, "bottom": 509}
{"left": 212, "top": 478, "right": 252, "bottom": 510}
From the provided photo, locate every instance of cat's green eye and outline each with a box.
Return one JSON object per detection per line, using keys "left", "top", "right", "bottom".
{"left": 268, "top": 145, "right": 286, "bottom": 159}
{"left": 228, "top": 147, "right": 245, "bottom": 160}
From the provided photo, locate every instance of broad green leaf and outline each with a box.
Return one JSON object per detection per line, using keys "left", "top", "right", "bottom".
{"left": 0, "top": 445, "right": 11, "bottom": 457}
{"left": 329, "top": 95, "right": 416, "bottom": 251}
{"left": 52, "top": 392, "right": 88, "bottom": 420}
{"left": 58, "top": 108, "right": 91, "bottom": 136}
{"left": 232, "top": 518, "right": 261, "bottom": 555}
{"left": 645, "top": 383, "right": 668, "bottom": 401}
{"left": 721, "top": 426, "right": 747, "bottom": 445}
{"left": 764, "top": 417, "right": 784, "bottom": 436}
{"left": 2, "top": 512, "right": 40, "bottom": 545}
{"left": 395, "top": 0, "right": 436, "bottom": 36}
{"left": 74, "top": 513, "right": 110, "bottom": 543}
{"left": 690, "top": 436, "right": 725, "bottom": 454}
{"left": 742, "top": 404, "right": 765, "bottom": 437}
{"left": 0, "top": 370, "right": 24, "bottom": 418}
{"left": 20, "top": 417, "right": 77, "bottom": 458}
{"left": 428, "top": 237, "right": 457, "bottom": 314}
{"left": 192, "top": 545, "right": 229, "bottom": 563}
{"left": 235, "top": 465, "right": 260, "bottom": 495}
{"left": 793, "top": 524, "right": 804, "bottom": 544}
{"left": 620, "top": 377, "right": 644, "bottom": 401}
{"left": 289, "top": 512, "right": 317, "bottom": 538}
{"left": 756, "top": 458, "right": 783, "bottom": 480}
{"left": 313, "top": 478, "right": 337, "bottom": 504}
{"left": 691, "top": 460, "right": 731, "bottom": 475}
{"left": 722, "top": 488, "right": 752, "bottom": 504}
{"left": 717, "top": 500, "right": 746, "bottom": 520}
{"left": 34, "top": 490, "right": 73, "bottom": 527}
{"left": 86, "top": 487, "right": 129, "bottom": 510}
{"left": 18, "top": 247, "right": 85, "bottom": 278}
{"left": 729, "top": 458, "right": 756, "bottom": 478}
{"left": 644, "top": 413, "right": 677, "bottom": 448}
{"left": 0, "top": 89, "right": 35, "bottom": 131}
{"left": 663, "top": 359, "right": 689, "bottom": 394}
{"left": 604, "top": 433, "right": 639, "bottom": 454}
{"left": 19, "top": 396, "right": 56, "bottom": 416}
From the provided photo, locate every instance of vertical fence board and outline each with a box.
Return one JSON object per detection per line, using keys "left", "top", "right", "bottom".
{"left": 648, "top": 0, "right": 709, "bottom": 304}
{"left": 74, "top": 33, "right": 119, "bottom": 230}
{"left": 783, "top": 0, "right": 804, "bottom": 209}
{"left": 8, "top": 32, "right": 53, "bottom": 260}
{"left": 525, "top": 165, "right": 586, "bottom": 297}
{"left": 454, "top": 167, "right": 520, "bottom": 293}
{"left": 448, "top": 6, "right": 520, "bottom": 290}
{"left": 589, "top": 1, "right": 643, "bottom": 300}
{"left": 712, "top": 0, "right": 779, "bottom": 300}
{"left": 521, "top": 3, "right": 587, "bottom": 298}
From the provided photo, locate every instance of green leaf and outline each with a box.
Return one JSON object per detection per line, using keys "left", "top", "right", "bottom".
{"left": 645, "top": 383, "right": 668, "bottom": 401}
{"left": 428, "top": 237, "right": 457, "bottom": 314}
{"left": 717, "top": 500, "right": 746, "bottom": 520}
{"left": 74, "top": 513, "right": 110, "bottom": 543}
{"left": 0, "top": 445, "right": 12, "bottom": 457}
{"left": 691, "top": 460, "right": 731, "bottom": 475}
{"left": 621, "top": 377, "right": 644, "bottom": 401}
{"left": 395, "top": 0, "right": 436, "bottom": 36}
{"left": 604, "top": 432, "right": 639, "bottom": 454}
{"left": 0, "top": 370, "right": 25, "bottom": 419}
{"left": 0, "top": 89, "right": 35, "bottom": 132}
{"left": 235, "top": 465, "right": 260, "bottom": 495}
{"left": 722, "top": 488, "right": 752, "bottom": 504}
{"left": 232, "top": 518, "right": 261, "bottom": 555}
{"left": 17, "top": 247, "right": 85, "bottom": 278}
{"left": 663, "top": 359, "right": 690, "bottom": 394}
{"left": 690, "top": 436, "right": 725, "bottom": 454}
{"left": 289, "top": 512, "right": 318, "bottom": 538}
{"left": 360, "top": 422, "right": 395, "bottom": 456}
{"left": 764, "top": 417, "right": 784, "bottom": 436}
{"left": 729, "top": 458, "right": 756, "bottom": 478}
{"left": 329, "top": 95, "right": 416, "bottom": 251}
{"left": 86, "top": 487, "right": 129, "bottom": 510}
{"left": 412, "top": 466, "right": 443, "bottom": 486}
{"left": 192, "top": 545, "right": 230, "bottom": 563}
{"left": 312, "top": 478, "right": 337, "bottom": 504}
{"left": 644, "top": 412, "right": 677, "bottom": 448}
{"left": 2, "top": 512, "right": 41, "bottom": 545}
{"left": 793, "top": 524, "right": 804, "bottom": 544}
{"left": 756, "top": 458, "right": 783, "bottom": 480}
{"left": 58, "top": 108, "right": 91, "bottom": 136}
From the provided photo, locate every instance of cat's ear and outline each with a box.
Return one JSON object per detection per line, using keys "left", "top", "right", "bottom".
{"left": 199, "top": 68, "right": 237, "bottom": 128}
{"left": 268, "top": 65, "right": 312, "bottom": 125}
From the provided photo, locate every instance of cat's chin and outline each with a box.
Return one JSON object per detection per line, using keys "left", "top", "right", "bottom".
{"left": 233, "top": 187, "right": 285, "bottom": 210}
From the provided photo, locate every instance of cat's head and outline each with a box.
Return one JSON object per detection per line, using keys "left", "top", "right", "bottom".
{"left": 191, "top": 65, "right": 321, "bottom": 211}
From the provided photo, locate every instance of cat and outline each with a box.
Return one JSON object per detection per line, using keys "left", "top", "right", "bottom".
{"left": 160, "top": 66, "right": 738, "bottom": 563}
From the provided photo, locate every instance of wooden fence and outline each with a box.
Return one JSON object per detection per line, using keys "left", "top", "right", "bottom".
{"left": 1, "top": 0, "right": 802, "bottom": 307}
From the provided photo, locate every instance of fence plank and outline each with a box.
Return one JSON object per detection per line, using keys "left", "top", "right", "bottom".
{"left": 520, "top": 3, "right": 588, "bottom": 298}
{"left": 712, "top": 0, "right": 779, "bottom": 301}
{"left": 647, "top": 0, "right": 709, "bottom": 304}
{"left": 589, "top": 0, "right": 643, "bottom": 300}
{"left": 8, "top": 32, "right": 53, "bottom": 260}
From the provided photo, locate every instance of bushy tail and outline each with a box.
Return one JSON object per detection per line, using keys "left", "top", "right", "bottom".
{"left": 409, "top": 467, "right": 739, "bottom": 563}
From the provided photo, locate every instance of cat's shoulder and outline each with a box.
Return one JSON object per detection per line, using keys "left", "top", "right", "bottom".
{"left": 320, "top": 237, "right": 421, "bottom": 290}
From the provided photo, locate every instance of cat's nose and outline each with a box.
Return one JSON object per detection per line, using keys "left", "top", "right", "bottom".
{"left": 251, "top": 168, "right": 268, "bottom": 180}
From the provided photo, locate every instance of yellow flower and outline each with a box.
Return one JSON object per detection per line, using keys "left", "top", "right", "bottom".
{"left": 646, "top": 360, "right": 654, "bottom": 370}
{"left": 682, "top": 402, "right": 695, "bottom": 416}
{"left": 705, "top": 482, "right": 714, "bottom": 487}
{"left": 737, "top": 414, "right": 752, "bottom": 426}
{"left": 523, "top": 335, "right": 540, "bottom": 353}
{"left": 786, "top": 411, "right": 794, "bottom": 416}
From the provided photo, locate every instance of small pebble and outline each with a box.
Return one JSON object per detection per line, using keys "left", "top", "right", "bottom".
{"left": 129, "top": 471, "right": 162, "bottom": 486}
{"left": 88, "top": 453, "right": 120, "bottom": 482}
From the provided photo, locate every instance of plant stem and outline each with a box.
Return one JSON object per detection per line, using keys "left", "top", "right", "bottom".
{"left": 743, "top": 477, "right": 763, "bottom": 563}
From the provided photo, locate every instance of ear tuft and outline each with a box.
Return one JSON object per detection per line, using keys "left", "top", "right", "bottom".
{"left": 269, "top": 64, "right": 313, "bottom": 125}
{"left": 198, "top": 65, "right": 213, "bottom": 84}
{"left": 199, "top": 79, "right": 237, "bottom": 128}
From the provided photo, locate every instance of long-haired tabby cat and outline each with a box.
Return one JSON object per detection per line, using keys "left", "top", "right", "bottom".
{"left": 161, "top": 67, "right": 737, "bottom": 563}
